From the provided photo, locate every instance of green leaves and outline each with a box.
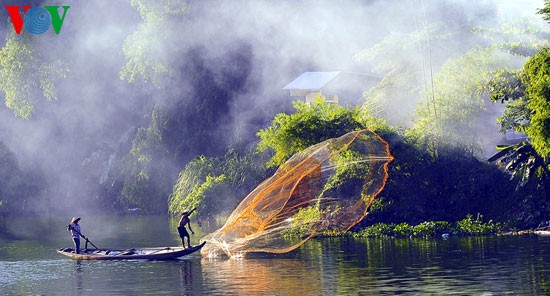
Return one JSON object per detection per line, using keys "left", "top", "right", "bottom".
{"left": 522, "top": 48, "right": 550, "bottom": 159}
{"left": 409, "top": 48, "right": 512, "bottom": 157}
{"left": 488, "top": 48, "right": 550, "bottom": 183}
{"left": 0, "top": 34, "right": 68, "bottom": 119}
{"left": 257, "top": 100, "right": 364, "bottom": 168}
{"left": 121, "top": 0, "right": 188, "bottom": 87}
{"left": 168, "top": 148, "right": 270, "bottom": 217}
{"left": 537, "top": 0, "right": 550, "bottom": 23}
{"left": 455, "top": 214, "right": 502, "bottom": 235}
{"left": 486, "top": 70, "right": 525, "bottom": 104}
{"left": 355, "top": 217, "right": 501, "bottom": 238}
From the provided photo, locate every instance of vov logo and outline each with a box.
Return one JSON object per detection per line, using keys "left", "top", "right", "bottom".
{"left": 5, "top": 6, "right": 70, "bottom": 34}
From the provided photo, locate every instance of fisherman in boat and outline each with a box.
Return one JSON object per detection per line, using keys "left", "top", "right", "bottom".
{"left": 67, "top": 217, "right": 82, "bottom": 254}
{"left": 178, "top": 208, "right": 196, "bottom": 248}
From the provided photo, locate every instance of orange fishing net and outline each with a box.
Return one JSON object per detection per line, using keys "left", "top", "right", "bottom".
{"left": 200, "top": 129, "right": 393, "bottom": 257}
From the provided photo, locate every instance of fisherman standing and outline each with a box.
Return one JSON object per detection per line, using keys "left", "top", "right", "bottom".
{"left": 178, "top": 208, "right": 196, "bottom": 248}
{"left": 67, "top": 217, "right": 82, "bottom": 254}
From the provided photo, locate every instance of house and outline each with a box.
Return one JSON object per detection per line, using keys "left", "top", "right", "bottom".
{"left": 283, "top": 71, "right": 381, "bottom": 105}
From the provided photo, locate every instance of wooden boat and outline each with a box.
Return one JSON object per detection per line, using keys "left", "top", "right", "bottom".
{"left": 57, "top": 241, "right": 206, "bottom": 260}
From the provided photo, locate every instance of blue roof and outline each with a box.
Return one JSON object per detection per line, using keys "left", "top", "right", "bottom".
{"left": 283, "top": 71, "right": 341, "bottom": 90}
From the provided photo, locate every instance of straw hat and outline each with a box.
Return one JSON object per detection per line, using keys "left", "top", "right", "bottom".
{"left": 71, "top": 217, "right": 81, "bottom": 224}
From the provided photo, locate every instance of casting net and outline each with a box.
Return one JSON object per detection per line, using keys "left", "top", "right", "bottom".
{"left": 200, "top": 129, "right": 393, "bottom": 257}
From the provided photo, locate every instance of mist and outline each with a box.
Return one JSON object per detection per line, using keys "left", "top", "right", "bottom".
{"left": 0, "top": 0, "right": 545, "bottom": 215}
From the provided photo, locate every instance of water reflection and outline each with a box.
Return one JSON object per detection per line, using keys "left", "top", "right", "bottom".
{"left": 300, "top": 236, "right": 550, "bottom": 295}
{"left": 179, "top": 259, "right": 206, "bottom": 296}
{"left": 179, "top": 260, "right": 192, "bottom": 288}
{"left": 0, "top": 216, "right": 548, "bottom": 295}
{"left": 197, "top": 235, "right": 550, "bottom": 295}
{"left": 73, "top": 261, "right": 83, "bottom": 294}
{"left": 201, "top": 256, "right": 322, "bottom": 295}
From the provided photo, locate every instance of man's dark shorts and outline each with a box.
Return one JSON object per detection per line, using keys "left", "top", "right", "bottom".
{"left": 178, "top": 226, "right": 189, "bottom": 238}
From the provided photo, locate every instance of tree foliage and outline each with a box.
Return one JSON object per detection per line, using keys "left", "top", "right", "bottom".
{"left": 118, "top": 109, "right": 168, "bottom": 213}
{"left": 485, "top": 49, "right": 550, "bottom": 203}
{"left": 0, "top": 34, "right": 68, "bottom": 118}
{"left": 522, "top": 48, "right": 550, "bottom": 159}
{"left": 472, "top": 18, "right": 550, "bottom": 57}
{"left": 168, "top": 148, "right": 271, "bottom": 218}
{"left": 360, "top": 7, "right": 549, "bottom": 160}
{"left": 481, "top": 12, "right": 550, "bottom": 198}
{"left": 485, "top": 70, "right": 528, "bottom": 132}
{"left": 485, "top": 48, "right": 550, "bottom": 176}
{"left": 478, "top": 14, "right": 550, "bottom": 225}
{"left": 121, "top": 0, "right": 188, "bottom": 87}
{"left": 409, "top": 48, "right": 515, "bottom": 158}
{"left": 354, "top": 23, "right": 451, "bottom": 126}
{"left": 538, "top": 0, "right": 550, "bottom": 24}
{"left": 170, "top": 101, "right": 382, "bottom": 218}
{"left": 114, "top": 45, "right": 254, "bottom": 213}
{"left": 257, "top": 100, "right": 364, "bottom": 168}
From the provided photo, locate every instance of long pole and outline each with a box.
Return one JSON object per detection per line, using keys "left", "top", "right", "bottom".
{"left": 68, "top": 224, "right": 99, "bottom": 249}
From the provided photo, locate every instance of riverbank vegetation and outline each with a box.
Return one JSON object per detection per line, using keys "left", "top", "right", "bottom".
{"left": 352, "top": 214, "right": 504, "bottom": 238}
{"left": 0, "top": 1, "right": 548, "bottom": 235}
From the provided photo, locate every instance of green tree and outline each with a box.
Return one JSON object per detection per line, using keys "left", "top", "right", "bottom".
{"left": 485, "top": 69, "right": 527, "bottom": 132}
{"left": 119, "top": 109, "right": 168, "bottom": 213}
{"left": 257, "top": 100, "right": 364, "bottom": 168}
{"left": 115, "top": 45, "right": 253, "bottom": 213}
{"left": 354, "top": 23, "right": 450, "bottom": 126}
{"left": 358, "top": 6, "right": 549, "bottom": 159}
{"left": 408, "top": 11, "right": 550, "bottom": 159}
{"left": 121, "top": 0, "right": 188, "bottom": 87}
{"left": 522, "top": 48, "right": 550, "bottom": 159}
{"left": 486, "top": 49, "right": 550, "bottom": 201}
{"left": 538, "top": 0, "right": 550, "bottom": 23}
{"left": 483, "top": 40, "right": 550, "bottom": 227}
{"left": 168, "top": 100, "right": 384, "bottom": 219}
{"left": 0, "top": 34, "right": 68, "bottom": 119}
{"left": 168, "top": 148, "right": 271, "bottom": 218}
{"left": 408, "top": 48, "right": 516, "bottom": 158}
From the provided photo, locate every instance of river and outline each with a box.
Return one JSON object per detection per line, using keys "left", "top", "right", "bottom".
{"left": 0, "top": 216, "right": 548, "bottom": 295}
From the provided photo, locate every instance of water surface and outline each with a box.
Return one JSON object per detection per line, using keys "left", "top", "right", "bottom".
{"left": 0, "top": 216, "right": 548, "bottom": 295}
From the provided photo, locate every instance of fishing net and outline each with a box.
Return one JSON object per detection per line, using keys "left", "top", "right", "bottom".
{"left": 200, "top": 129, "right": 393, "bottom": 257}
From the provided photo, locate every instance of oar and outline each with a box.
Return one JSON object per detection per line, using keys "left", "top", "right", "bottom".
{"left": 68, "top": 224, "right": 99, "bottom": 249}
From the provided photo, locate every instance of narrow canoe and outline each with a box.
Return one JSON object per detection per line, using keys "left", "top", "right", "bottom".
{"left": 57, "top": 241, "right": 206, "bottom": 260}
